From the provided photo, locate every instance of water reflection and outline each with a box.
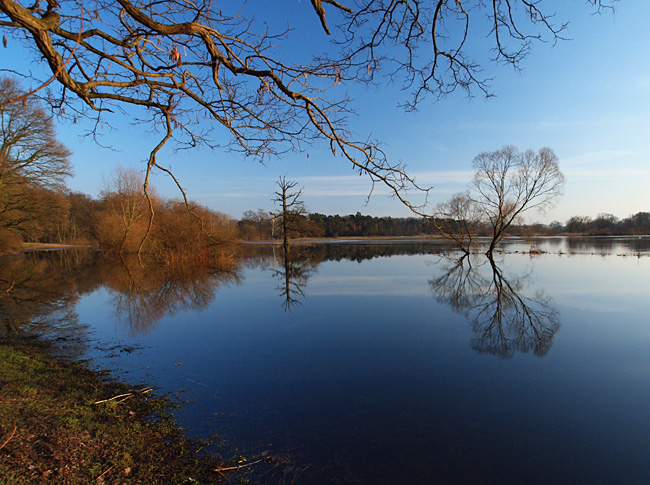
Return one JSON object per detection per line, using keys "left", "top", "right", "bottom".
{"left": 0, "top": 250, "right": 243, "bottom": 339}
{"left": 430, "top": 255, "right": 560, "bottom": 358}
{"left": 0, "top": 250, "right": 100, "bottom": 356}
{"left": 271, "top": 244, "right": 316, "bottom": 311}
{"left": 104, "top": 255, "right": 242, "bottom": 334}
{"left": 4, "top": 239, "right": 650, "bottom": 483}
{"left": 237, "top": 240, "right": 446, "bottom": 265}
{"left": 497, "top": 235, "right": 650, "bottom": 256}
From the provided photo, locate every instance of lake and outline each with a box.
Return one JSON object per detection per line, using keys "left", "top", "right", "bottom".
{"left": 2, "top": 236, "right": 650, "bottom": 483}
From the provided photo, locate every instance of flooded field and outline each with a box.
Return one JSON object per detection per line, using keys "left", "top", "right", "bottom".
{"left": 2, "top": 236, "right": 650, "bottom": 483}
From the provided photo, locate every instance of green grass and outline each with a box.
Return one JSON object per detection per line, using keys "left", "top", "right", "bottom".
{"left": 0, "top": 338, "right": 226, "bottom": 484}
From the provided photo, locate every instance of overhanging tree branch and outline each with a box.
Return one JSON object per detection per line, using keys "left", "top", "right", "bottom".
{"left": 0, "top": 0, "right": 614, "bottom": 228}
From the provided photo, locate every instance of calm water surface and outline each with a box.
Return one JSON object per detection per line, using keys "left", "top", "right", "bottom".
{"left": 2, "top": 237, "right": 650, "bottom": 483}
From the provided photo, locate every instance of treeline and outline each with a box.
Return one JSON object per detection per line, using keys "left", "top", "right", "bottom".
{"left": 562, "top": 213, "right": 650, "bottom": 235}
{"left": 0, "top": 177, "right": 238, "bottom": 261}
{"left": 0, "top": 166, "right": 238, "bottom": 261}
{"left": 459, "top": 211, "right": 650, "bottom": 237}
{"left": 238, "top": 210, "right": 650, "bottom": 240}
{"left": 238, "top": 211, "right": 434, "bottom": 240}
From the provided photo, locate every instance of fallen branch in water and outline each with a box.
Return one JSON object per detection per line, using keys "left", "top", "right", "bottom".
{"left": 214, "top": 457, "right": 266, "bottom": 473}
{"left": 0, "top": 425, "right": 17, "bottom": 450}
{"left": 94, "top": 387, "right": 154, "bottom": 405}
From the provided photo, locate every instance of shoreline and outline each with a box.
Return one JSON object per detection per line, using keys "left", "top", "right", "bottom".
{"left": 0, "top": 337, "right": 249, "bottom": 483}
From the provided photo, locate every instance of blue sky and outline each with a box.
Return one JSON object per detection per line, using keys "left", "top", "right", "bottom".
{"left": 16, "top": 1, "right": 650, "bottom": 224}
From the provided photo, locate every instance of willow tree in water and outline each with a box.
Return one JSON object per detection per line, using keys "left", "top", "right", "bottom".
{"left": 471, "top": 146, "right": 565, "bottom": 256}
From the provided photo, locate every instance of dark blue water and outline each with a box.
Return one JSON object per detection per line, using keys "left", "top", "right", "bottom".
{"left": 3, "top": 237, "right": 650, "bottom": 483}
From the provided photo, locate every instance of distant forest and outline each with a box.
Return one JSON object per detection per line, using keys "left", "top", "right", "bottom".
{"left": 239, "top": 210, "right": 650, "bottom": 240}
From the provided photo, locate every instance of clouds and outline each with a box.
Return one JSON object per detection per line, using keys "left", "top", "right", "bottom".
{"left": 559, "top": 150, "right": 650, "bottom": 182}
{"left": 561, "top": 149, "right": 638, "bottom": 167}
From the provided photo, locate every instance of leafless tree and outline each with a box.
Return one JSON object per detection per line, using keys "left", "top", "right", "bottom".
{"left": 241, "top": 209, "right": 272, "bottom": 240}
{"left": 0, "top": 76, "right": 71, "bottom": 249}
{"left": 433, "top": 190, "right": 484, "bottom": 254}
{"left": 152, "top": 198, "right": 237, "bottom": 259}
{"left": 0, "top": 0, "right": 614, "bottom": 225}
{"left": 99, "top": 166, "right": 148, "bottom": 255}
{"left": 0, "top": 77, "right": 71, "bottom": 188}
{"left": 471, "top": 146, "right": 565, "bottom": 256}
{"left": 273, "top": 176, "right": 307, "bottom": 247}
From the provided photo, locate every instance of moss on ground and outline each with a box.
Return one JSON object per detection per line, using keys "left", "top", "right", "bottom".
{"left": 0, "top": 338, "right": 226, "bottom": 484}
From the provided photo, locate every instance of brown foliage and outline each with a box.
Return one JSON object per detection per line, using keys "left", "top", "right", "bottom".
{"left": 150, "top": 200, "right": 237, "bottom": 265}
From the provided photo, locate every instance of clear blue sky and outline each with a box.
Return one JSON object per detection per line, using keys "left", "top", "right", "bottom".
{"left": 21, "top": 1, "right": 650, "bottom": 224}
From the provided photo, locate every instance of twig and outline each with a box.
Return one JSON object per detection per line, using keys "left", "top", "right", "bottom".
{"left": 115, "top": 394, "right": 135, "bottom": 405}
{"left": 0, "top": 425, "right": 17, "bottom": 450}
{"left": 93, "top": 387, "right": 154, "bottom": 404}
{"left": 95, "top": 464, "right": 115, "bottom": 481}
{"left": 94, "top": 392, "right": 132, "bottom": 404}
{"left": 214, "top": 457, "right": 266, "bottom": 473}
{"left": 0, "top": 281, "right": 15, "bottom": 299}
{"left": 183, "top": 377, "right": 208, "bottom": 387}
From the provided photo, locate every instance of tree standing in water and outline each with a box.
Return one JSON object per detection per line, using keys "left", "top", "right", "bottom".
{"left": 432, "top": 146, "right": 565, "bottom": 256}
{"left": 433, "top": 191, "right": 484, "bottom": 255}
{"left": 273, "top": 177, "right": 306, "bottom": 247}
{"left": 471, "top": 146, "right": 565, "bottom": 257}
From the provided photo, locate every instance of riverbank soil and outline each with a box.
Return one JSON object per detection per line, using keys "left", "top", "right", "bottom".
{"left": 0, "top": 338, "right": 224, "bottom": 484}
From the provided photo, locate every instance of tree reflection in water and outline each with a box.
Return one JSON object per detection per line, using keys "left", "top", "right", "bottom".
{"left": 0, "top": 250, "right": 97, "bottom": 357}
{"left": 0, "top": 249, "right": 243, "bottom": 340}
{"left": 271, "top": 244, "right": 316, "bottom": 311}
{"left": 105, "top": 254, "right": 242, "bottom": 335}
{"left": 430, "top": 254, "right": 560, "bottom": 358}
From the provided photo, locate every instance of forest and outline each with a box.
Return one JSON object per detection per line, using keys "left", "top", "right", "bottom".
{"left": 238, "top": 210, "right": 650, "bottom": 241}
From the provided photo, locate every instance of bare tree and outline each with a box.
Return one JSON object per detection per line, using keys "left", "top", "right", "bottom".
{"left": 471, "top": 146, "right": 565, "bottom": 256}
{"left": 273, "top": 176, "right": 307, "bottom": 247}
{"left": 0, "top": 76, "right": 71, "bottom": 250}
{"left": 241, "top": 209, "right": 272, "bottom": 241}
{"left": 0, "top": 77, "right": 71, "bottom": 188}
{"left": 98, "top": 166, "right": 148, "bottom": 255}
{"left": 433, "top": 190, "right": 484, "bottom": 254}
{"left": 0, "top": 0, "right": 614, "bottom": 224}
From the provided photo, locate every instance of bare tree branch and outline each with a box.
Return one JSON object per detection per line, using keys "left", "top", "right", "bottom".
{"left": 0, "top": 0, "right": 612, "bottom": 228}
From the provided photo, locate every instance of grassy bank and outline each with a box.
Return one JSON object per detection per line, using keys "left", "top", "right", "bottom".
{"left": 0, "top": 338, "right": 226, "bottom": 484}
